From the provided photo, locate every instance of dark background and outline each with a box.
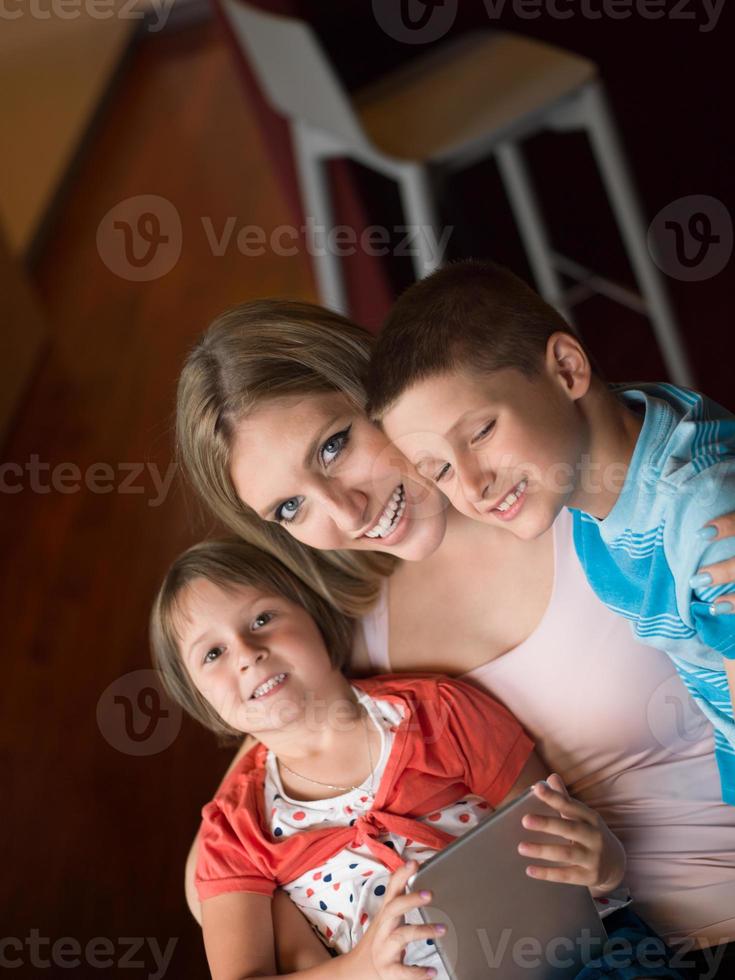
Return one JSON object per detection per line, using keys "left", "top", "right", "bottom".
{"left": 1, "top": 1, "right": 733, "bottom": 977}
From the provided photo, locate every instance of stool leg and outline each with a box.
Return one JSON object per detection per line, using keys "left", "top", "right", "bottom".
{"left": 292, "top": 123, "right": 348, "bottom": 315}
{"left": 496, "top": 140, "right": 571, "bottom": 323}
{"left": 397, "top": 164, "right": 446, "bottom": 280}
{"left": 581, "top": 83, "right": 694, "bottom": 386}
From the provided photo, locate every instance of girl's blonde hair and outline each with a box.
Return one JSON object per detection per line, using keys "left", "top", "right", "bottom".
{"left": 176, "top": 300, "right": 396, "bottom": 618}
{"left": 150, "top": 538, "right": 355, "bottom": 743}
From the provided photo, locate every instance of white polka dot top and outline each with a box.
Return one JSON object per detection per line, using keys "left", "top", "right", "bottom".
{"left": 264, "top": 685, "right": 490, "bottom": 973}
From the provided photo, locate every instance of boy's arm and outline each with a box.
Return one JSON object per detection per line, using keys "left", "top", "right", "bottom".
{"left": 727, "top": 660, "right": 735, "bottom": 719}
{"left": 696, "top": 510, "right": 735, "bottom": 615}
{"left": 669, "top": 462, "right": 735, "bottom": 659}
{"left": 202, "top": 892, "right": 350, "bottom": 980}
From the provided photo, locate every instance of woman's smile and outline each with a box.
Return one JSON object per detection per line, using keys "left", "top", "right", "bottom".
{"left": 362, "top": 484, "right": 406, "bottom": 540}
{"left": 228, "top": 392, "right": 448, "bottom": 560}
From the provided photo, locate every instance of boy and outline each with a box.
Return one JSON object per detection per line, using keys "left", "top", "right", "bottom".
{"left": 367, "top": 260, "right": 735, "bottom": 804}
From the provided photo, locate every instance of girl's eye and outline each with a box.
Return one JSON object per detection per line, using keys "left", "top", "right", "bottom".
{"left": 203, "top": 646, "right": 224, "bottom": 665}
{"left": 275, "top": 496, "right": 303, "bottom": 524}
{"left": 434, "top": 463, "right": 452, "bottom": 483}
{"left": 472, "top": 420, "right": 496, "bottom": 444}
{"left": 251, "top": 612, "right": 273, "bottom": 631}
{"left": 319, "top": 426, "right": 351, "bottom": 467}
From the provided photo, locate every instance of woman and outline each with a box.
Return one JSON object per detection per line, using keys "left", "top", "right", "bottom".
{"left": 176, "top": 300, "right": 735, "bottom": 971}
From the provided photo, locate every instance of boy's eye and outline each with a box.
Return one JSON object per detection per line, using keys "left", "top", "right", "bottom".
{"left": 275, "top": 496, "right": 303, "bottom": 524}
{"left": 251, "top": 612, "right": 274, "bottom": 631}
{"left": 472, "top": 420, "right": 496, "bottom": 444}
{"left": 203, "top": 646, "right": 224, "bottom": 665}
{"left": 434, "top": 463, "right": 452, "bottom": 483}
{"left": 319, "top": 426, "right": 351, "bottom": 467}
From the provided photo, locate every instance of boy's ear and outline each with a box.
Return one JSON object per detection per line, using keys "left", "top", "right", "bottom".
{"left": 545, "top": 332, "right": 591, "bottom": 401}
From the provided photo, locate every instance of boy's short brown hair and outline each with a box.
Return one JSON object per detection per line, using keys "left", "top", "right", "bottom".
{"left": 366, "top": 260, "right": 581, "bottom": 419}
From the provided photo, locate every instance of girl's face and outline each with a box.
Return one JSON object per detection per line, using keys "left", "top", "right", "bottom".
{"left": 228, "top": 392, "right": 448, "bottom": 560}
{"left": 177, "top": 577, "right": 337, "bottom": 735}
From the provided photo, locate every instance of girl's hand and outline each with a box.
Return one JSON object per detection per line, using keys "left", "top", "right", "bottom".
{"left": 518, "top": 774, "right": 626, "bottom": 895}
{"left": 695, "top": 513, "right": 735, "bottom": 615}
{"left": 344, "top": 860, "right": 442, "bottom": 979}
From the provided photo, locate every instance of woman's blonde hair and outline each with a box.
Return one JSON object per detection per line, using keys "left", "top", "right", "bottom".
{"left": 150, "top": 538, "right": 355, "bottom": 743}
{"left": 176, "top": 300, "right": 396, "bottom": 618}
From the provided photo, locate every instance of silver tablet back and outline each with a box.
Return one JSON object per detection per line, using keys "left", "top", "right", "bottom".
{"left": 409, "top": 787, "right": 607, "bottom": 979}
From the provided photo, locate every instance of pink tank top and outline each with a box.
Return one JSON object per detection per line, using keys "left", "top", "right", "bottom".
{"left": 359, "top": 508, "right": 735, "bottom": 948}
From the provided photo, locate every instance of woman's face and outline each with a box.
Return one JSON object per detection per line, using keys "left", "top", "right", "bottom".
{"left": 228, "top": 391, "right": 448, "bottom": 560}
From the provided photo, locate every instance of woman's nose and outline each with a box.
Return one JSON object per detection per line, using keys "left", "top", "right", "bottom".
{"left": 322, "top": 483, "right": 369, "bottom": 532}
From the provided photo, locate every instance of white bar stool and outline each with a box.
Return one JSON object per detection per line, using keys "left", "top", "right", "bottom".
{"left": 220, "top": 0, "right": 694, "bottom": 386}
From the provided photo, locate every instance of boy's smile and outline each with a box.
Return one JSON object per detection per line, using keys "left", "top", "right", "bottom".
{"left": 379, "top": 360, "right": 590, "bottom": 541}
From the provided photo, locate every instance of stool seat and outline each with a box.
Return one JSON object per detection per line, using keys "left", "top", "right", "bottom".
{"left": 355, "top": 31, "right": 596, "bottom": 165}
{"left": 219, "top": 0, "right": 693, "bottom": 386}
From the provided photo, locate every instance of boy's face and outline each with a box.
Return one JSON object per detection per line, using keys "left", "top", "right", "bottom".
{"left": 176, "top": 578, "right": 337, "bottom": 735}
{"left": 379, "top": 361, "right": 588, "bottom": 540}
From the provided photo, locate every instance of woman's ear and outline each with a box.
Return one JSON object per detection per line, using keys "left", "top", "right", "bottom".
{"left": 545, "top": 332, "right": 592, "bottom": 402}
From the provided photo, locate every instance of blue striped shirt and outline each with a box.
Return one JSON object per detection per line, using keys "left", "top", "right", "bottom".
{"left": 571, "top": 383, "right": 735, "bottom": 804}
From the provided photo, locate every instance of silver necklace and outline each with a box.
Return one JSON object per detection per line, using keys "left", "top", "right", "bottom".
{"left": 278, "top": 704, "right": 376, "bottom": 796}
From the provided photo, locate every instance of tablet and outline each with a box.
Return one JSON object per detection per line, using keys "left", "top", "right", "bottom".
{"left": 407, "top": 786, "right": 608, "bottom": 979}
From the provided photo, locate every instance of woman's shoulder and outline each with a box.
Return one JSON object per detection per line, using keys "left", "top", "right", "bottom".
{"left": 352, "top": 672, "right": 484, "bottom": 706}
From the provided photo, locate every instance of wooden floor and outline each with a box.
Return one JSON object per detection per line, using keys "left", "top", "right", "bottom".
{"left": 2, "top": 15, "right": 733, "bottom": 980}
{"left": 1, "top": 20, "right": 315, "bottom": 978}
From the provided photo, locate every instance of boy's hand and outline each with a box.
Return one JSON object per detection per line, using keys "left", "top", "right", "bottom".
{"left": 518, "top": 774, "right": 626, "bottom": 895}
{"left": 343, "top": 860, "right": 442, "bottom": 979}
{"left": 694, "top": 513, "right": 735, "bottom": 616}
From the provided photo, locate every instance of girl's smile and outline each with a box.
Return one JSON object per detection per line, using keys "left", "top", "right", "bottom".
{"left": 177, "top": 578, "right": 338, "bottom": 735}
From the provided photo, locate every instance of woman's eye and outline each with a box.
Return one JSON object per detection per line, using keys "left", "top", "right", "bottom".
{"left": 319, "top": 426, "right": 351, "bottom": 467}
{"left": 473, "top": 420, "right": 496, "bottom": 443}
{"left": 275, "top": 496, "right": 303, "bottom": 524}
{"left": 203, "top": 646, "right": 224, "bottom": 665}
{"left": 434, "top": 463, "right": 452, "bottom": 483}
{"left": 251, "top": 612, "right": 273, "bottom": 631}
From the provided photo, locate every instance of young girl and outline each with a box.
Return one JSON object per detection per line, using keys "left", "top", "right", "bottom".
{"left": 150, "top": 538, "right": 680, "bottom": 980}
